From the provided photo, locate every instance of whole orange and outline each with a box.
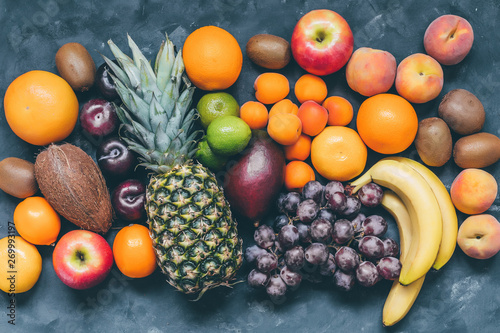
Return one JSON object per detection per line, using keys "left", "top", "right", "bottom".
{"left": 311, "top": 126, "right": 367, "bottom": 182}
{"left": 183, "top": 26, "right": 242, "bottom": 91}
{"left": 356, "top": 93, "right": 418, "bottom": 154}
{"left": 4, "top": 70, "right": 79, "bottom": 146}
{"left": 113, "top": 224, "right": 157, "bottom": 278}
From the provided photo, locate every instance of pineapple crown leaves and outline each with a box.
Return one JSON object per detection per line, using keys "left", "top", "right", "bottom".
{"left": 103, "top": 33, "right": 202, "bottom": 172}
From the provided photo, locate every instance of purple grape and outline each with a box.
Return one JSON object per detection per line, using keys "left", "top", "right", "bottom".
{"left": 319, "top": 253, "right": 336, "bottom": 276}
{"left": 358, "top": 236, "right": 385, "bottom": 259}
{"left": 383, "top": 238, "right": 400, "bottom": 257}
{"left": 356, "top": 261, "right": 380, "bottom": 287}
{"left": 317, "top": 208, "right": 335, "bottom": 223}
{"left": 296, "top": 223, "right": 311, "bottom": 244}
{"left": 283, "top": 192, "right": 301, "bottom": 216}
{"left": 362, "top": 215, "right": 388, "bottom": 237}
{"left": 296, "top": 199, "right": 319, "bottom": 223}
{"left": 244, "top": 245, "right": 268, "bottom": 263}
{"left": 301, "top": 262, "right": 324, "bottom": 283}
{"left": 334, "top": 246, "right": 360, "bottom": 273}
{"left": 273, "top": 214, "right": 289, "bottom": 233}
{"left": 324, "top": 181, "right": 345, "bottom": 199}
{"left": 256, "top": 252, "right": 278, "bottom": 273}
{"left": 333, "top": 270, "right": 355, "bottom": 291}
{"left": 302, "top": 181, "right": 324, "bottom": 204}
{"left": 254, "top": 225, "right": 275, "bottom": 249}
{"left": 266, "top": 275, "right": 287, "bottom": 303}
{"left": 358, "top": 183, "right": 383, "bottom": 207}
{"left": 274, "top": 240, "right": 284, "bottom": 254}
{"left": 304, "top": 243, "right": 329, "bottom": 265}
{"left": 280, "top": 266, "right": 302, "bottom": 288}
{"left": 332, "top": 219, "right": 355, "bottom": 244}
{"left": 340, "top": 196, "right": 361, "bottom": 217}
{"left": 310, "top": 218, "right": 333, "bottom": 243}
{"left": 351, "top": 213, "right": 366, "bottom": 233}
{"left": 278, "top": 224, "right": 299, "bottom": 249}
{"left": 377, "top": 257, "right": 402, "bottom": 280}
{"left": 327, "top": 192, "right": 347, "bottom": 213}
{"left": 248, "top": 269, "right": 270, "bottom": 288}
{"left": 277, "top": 193, "right": 287, "bottom": 213}
{"left": 284, "top": 246, "right": 305, "bottom": 272}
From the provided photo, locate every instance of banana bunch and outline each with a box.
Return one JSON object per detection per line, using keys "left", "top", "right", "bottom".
{"left": 350, "top": 157, "right": 458, "bottom": 326}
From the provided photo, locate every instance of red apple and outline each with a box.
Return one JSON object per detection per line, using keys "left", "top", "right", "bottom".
{"left": 53, "top": 230, "right": 113, "bottom": 290}
{"left": 291, "top": 9, "right": 354, "bottom": 76}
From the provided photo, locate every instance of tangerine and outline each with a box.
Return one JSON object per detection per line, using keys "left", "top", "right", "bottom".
{"left": 113, "top": 224, "right": 157, "bottom": 278}
{"left": 14, "top": 197, "right": 61, "bottom": 246}
{"left": 322, "top": 96, "right": 354, "bottom": 126}
{"left": 284, "top": 161, "right": 315, "bottom": 192}
{"left": 311, "top": 126, "right": 367, "bottom": 182}
{"left": 294, "top": 74, "right": 328, "bottom": 104}
{"left": 267, "top": 113, "right": 302, "bottom": 146}
{"left": 356, "top": 93, "right": 418, "bottom": 154}
{"left": 284, "top": 134, "right": 311, "bottom": 161}
{"left": 269, "top": 99, "right": 299, "bottom": 118}
{"left": 254, "top": 73, "right": 290, "bottom": 104}
{"left": 183, "top": 26, "right": 242, "bottom": 91}
{"left": 240, "top": 101, "right": 269, "bottom": 130}
{"left": 4, "top": 70, "right": 79, "bottom": 146}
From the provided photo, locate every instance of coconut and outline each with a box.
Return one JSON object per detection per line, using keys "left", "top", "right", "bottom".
{"left": 35, "top": 143, "right": 113, "bottom": 233}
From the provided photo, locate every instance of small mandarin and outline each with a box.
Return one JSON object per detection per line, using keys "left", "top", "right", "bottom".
{"left": 284, "top": 161, "right": 315, "bottom": 192}
{"left": 239, "top": 101, "right": 269, "bottom": 130}
{"left": 254, "top": 73, "right": 290, "bottom": 104}
{"left": 294, "top": 74, "right": 328, "bottom": 104}
{"left": 284, "top": 134, "right": 311, "bottom": 161}
{"left": 322, "top": 96, "right": 354, "bottom": 126}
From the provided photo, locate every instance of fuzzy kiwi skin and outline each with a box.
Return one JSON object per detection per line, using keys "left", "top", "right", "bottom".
{"left": 35, "top": 143, "right": 113, "bottom": 234}
{"left": 55, "top": 42, "right": 96, "bottom": 92}
{"left": 438, "top": 89, "right": 485, "bottom": 135}
{"left": 415, "top": 117, "right": 453, "bottom": 167}
{"left": 453, "top": 132, "right": 500, "bottom": 169}
{"left": 0, "top": 157, "right": 38, "bottom": 198}
{"left": 246, "top": 34, "right": 291, "bottom": 70}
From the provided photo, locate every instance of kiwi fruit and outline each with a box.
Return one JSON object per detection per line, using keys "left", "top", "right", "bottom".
{"left": 0, "top": 157, "right": 38, "bottom": 198}
{"left": 415, "top": 117, "right": 453, "bottom": 167}
{"left": 246, "top": 34, "right": 291, "bottom": 70}
{"left": 453, "top": 132, "right": 500, "bottom": 168}
{"left": 438, "top": 89, "right": 485, "bottom": 135}
{"left": 55, "top": 42, "right": 96, "bottom": 92}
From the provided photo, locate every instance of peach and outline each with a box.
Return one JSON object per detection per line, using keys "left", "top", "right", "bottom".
{"left": 450, "top": 168, "right": 498, "bottom": 215}
{"left": 346, "top": 47, "right": 396, "bottom": 97}
{"left": 457, "top": 214, "right": 500, "bottom": 259}
{"left": 395, "top": 53, "right": 443, "bottom": 104}
{"left": 424, "top": 14, "right": 474, "bottom": 66}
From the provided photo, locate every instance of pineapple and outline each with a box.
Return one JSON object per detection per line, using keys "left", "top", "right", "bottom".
{"left": 104, "top": 34, "right": 243, "bottom": 298}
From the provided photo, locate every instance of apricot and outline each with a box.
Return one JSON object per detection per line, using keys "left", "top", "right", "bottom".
{"left": 457, "top": 214, "right": 500, "bottom": 259}
{"left": 450, "top": 168, "right": 498, "bottom": 215}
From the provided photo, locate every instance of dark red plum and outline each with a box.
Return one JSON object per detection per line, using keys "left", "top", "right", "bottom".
{"left": 80, "top": 98, "right": 118, "bottom": 137}
{"left": 96, "top": 61, "right": 119, "bottom": 101}
{"left": 97, "top": 137, "right": 136, "bottom": 178}
{"left": 112, "top": 179, "right": 146, "bottom": 221}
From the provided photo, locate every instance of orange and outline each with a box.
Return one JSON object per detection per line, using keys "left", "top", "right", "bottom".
{"left": 240, "top": 101, "right": 269, "bottom": 130}
{"left": 356, "top": 93, "right": 418, "bottom": 154}
{"left": 284, "top": 161, "right": 315, "bottom": 192}
{"left": 4, "top": 70, "right": 79, "bottom": 146}
{"left": 284, "top": 134, "right": 311, "bottom": 161}
{"left": 269, "top": 99, "right": 299, "bottom": 118}
{"left": 311, "top": 126, "right": 367, "bottom": 182}
{"left": 13, "top": 196, "right": 61, "bottom": 246}
{"left": 0, "top": 236, "right": 42, "bottom": 293}
{"left": 297, "top": 101, "right": 328, "bottom": 136}
{"left": 322, "top": 96, "right": 354, "bottom": 126}
{"left": 113, "top": 224, "right": 157, "bottom": 278}
{"left": 183, "top": 26, "right": 242, "bottom": 91}
{"left": 294, "top": 74, "right": 328, "bottom": 104}
{"left": 267, "top": 113, "right": 302, "bottom": 146}
{"left": 254, "top": 73, "right": 290, "bottom": 104}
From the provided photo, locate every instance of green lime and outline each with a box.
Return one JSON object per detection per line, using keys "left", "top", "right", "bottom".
{"left": 197, "top": 92, "right": 240, "bottom": 129}
{"left": 195, "top": 138, "right": 228, "bottom": 172}
{"left": 206, "top": 115, "right": 252, "bottom": 156}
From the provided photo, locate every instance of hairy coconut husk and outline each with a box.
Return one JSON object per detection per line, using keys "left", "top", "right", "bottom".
{"left": 35, "top": 143, "right": 113, "bottom": 233}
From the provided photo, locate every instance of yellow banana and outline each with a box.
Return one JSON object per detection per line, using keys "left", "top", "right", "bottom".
{"left": 380, "top": 190, "right": 425, "bottom": 327}
{"left": 384, "top": 157, "right": 458, "bottom": 270}
{"left": 350, "top": 159, "right": 442, "bottom": 285}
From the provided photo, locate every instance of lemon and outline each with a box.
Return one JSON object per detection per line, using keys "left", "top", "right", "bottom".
{"left": 195, "top": 138, "right": 228, "bottom": 172}
{"left": 197, "top": 92, "right": 240, "bottom": 129}
{"left": 206, "top": 115, "right": 252, "bottom": 156}
{"left": 0, "top": 236, "right": 42, "bottom": 293}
